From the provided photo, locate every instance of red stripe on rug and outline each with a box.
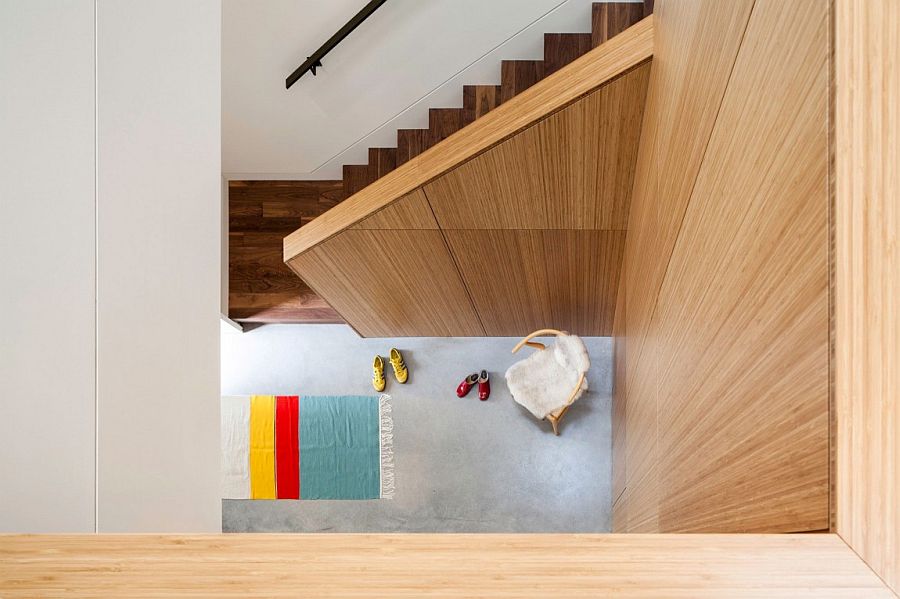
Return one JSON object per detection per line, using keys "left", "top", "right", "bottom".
{"left": 275, "top": 395, "right": 299, "bottom": 499}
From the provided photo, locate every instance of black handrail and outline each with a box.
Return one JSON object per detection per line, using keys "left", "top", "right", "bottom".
{"left": 285, "top": 0, "right": 388, "bottom": 89}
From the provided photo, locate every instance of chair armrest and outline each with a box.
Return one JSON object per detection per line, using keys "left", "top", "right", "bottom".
{"left": 563, "top": 373, "right": 587, "bottom": 408}
{"left": 511, "top": 328, "right": 568, "bottom": 354}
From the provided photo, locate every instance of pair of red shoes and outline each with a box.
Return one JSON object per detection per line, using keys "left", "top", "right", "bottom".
{"left": 457, "top": 370, "right": 490, "bottom": 401}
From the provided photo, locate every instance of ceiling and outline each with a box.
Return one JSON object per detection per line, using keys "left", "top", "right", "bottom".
{"left": 222, "top": 0, "right": 603, "bottom": 180}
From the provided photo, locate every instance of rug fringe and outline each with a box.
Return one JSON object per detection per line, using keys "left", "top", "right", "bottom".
{"left": 379, "top": 394, "right": 394, "bottom": 499}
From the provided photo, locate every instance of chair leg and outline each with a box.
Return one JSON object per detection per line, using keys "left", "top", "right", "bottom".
{"left": 549, "top": 415, "right": 560, "bottom": 436}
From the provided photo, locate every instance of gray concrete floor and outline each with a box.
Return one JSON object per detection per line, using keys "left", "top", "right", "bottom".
{"left": 221, "top": 323, "right": 612, "bottom": 533}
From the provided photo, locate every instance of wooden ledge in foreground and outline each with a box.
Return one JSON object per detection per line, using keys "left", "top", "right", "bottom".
{"left": 0, "top": 533, "right": 893, "bottom": 597}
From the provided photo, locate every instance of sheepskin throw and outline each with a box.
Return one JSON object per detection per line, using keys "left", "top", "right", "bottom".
{"left": 505, "top": 334, "right": 590, "bottom": 419}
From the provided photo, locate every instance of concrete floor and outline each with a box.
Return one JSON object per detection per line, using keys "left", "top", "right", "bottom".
{"left": 221, "top": 322, "right": 613, "bottom": 533}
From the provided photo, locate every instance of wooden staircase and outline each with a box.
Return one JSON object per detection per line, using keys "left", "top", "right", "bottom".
{"left": 339, "top": 2, "right": 648, "bottom": 201}
{"left": 229, "top": 1, "right": 650, "bottom": 325}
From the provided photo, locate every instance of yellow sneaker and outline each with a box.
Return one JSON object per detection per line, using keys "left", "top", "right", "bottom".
{"left": 372, "top": 356, "right": 386, "bottom": 392}
{"left": 389, "top": 348, "right": 408, "bottom": 384}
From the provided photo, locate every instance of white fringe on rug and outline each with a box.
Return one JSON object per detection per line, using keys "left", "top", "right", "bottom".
{"left": 379, "top": 394, "right": 395, "bottom": 499}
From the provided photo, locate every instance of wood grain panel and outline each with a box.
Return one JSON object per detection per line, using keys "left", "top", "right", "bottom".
{"left": 615, "top": 0, "right": 831, "bottom": 534}
{"left": 443, "top": 230, "right": 624, "bottom": 337}
{"left": 616, "top": 0, "right": 748, "bottom": 514}
{"left": 611, "top": 269, "right": 627, "bottom": 508}
{"left": 287, "top": 230, "right": 483, "bottom": 337}
{"left": 612, "top": 486, "right": 628, "bottom": 533}
{"left": 835, "top": 0, "right": 900, "bottom": 591}
{"left": 624, "top": 0, "right": 754, "bottom": 393}
{"left": 284, "top": 17, "right": 653, "bottom": 261}
{"left": 652, "top": 0, "right": 830, "bottom": 533}
{"left": 350, "top": 189, "right": 437, "bottom": 230}
{"left": 622, "top": 331, "right": 658, "bottom": 531}
{"left": 0, "top": 534, "right": 892, "bottom": 597}
{"left": 228, "top": 181, "right": 344, "bottom": 323}
{"left": 615, "top": 38, "right": 659, "bottom": 521}
{"left": 425, "top": 64, "right": 649, "bottom": 231}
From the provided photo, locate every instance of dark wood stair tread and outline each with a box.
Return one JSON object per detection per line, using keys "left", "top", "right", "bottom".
{"left": 368, "top": 147, "right": 397, "bottom": 180}
{"left": 397, "top": 128, "right": 431, "bottom": 165}
{"left": 429, "top": 108, "right": 467, "bottom": 145}
{"left": 463, "top": 85, "right": 502, "bottom": 119}
{"left": 501, "top": 60, "right": 545, "bottom": 103}
{"left": 342, "top": 164, "right": 372, "bottom": 197}
{"left": 543, "top": 33, "right": 593, "bottom": 76}
{"left": 592, "top": 2, "right": 648, "bottom": 47}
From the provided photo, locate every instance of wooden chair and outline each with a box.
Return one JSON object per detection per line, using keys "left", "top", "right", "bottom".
{"left": 506, "top": 328, "right": 590, "bottom": 435}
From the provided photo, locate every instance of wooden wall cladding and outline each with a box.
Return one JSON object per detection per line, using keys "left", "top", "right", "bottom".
{"left": 835, "top": 0, "right": 900, "bottom": 592}
{"left": 611, "top": 274, "right": 627, "bottom": 507}
{"left": 287, "top": 229, "right": 484, "bottom": 337}
{"left": 229, "top": 181, "right": 345, "bottom": 323}
{"left": 349, "top": 189, "right": 437, "bottom": 230}
{"left": 444, "top": 230, "right": 624, "bottom": 336}
{"left": 613, "top": 0, "right": 830, "bottom": 533}
{"left": 424, "top": 64, "right": 649, "bottom": 230}
{"left": 283, "top": 19, "right": 653, "bottom": 260}
{"left": 284, "top": 46, "right": 651, "bottom": 337}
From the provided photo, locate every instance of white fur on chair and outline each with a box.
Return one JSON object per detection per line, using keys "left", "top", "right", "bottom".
{"left": 505, "top": 334, "right": 590, "bottom": 419}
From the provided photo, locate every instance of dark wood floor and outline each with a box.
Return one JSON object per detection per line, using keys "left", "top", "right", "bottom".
{"left": 228, "top": 180, "right": 345, "bottom": 324}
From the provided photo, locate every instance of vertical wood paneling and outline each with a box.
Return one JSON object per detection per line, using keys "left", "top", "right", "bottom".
{"left": 350, "top": 189, "right": 437, "bottom": 230}
{"left": 288, "top": 230, "right": 484, "bottom": 337}
{"left": 624, "top": 0, "right": 755, "bottom": 394}
{"left": 611, "top": 271, "right": 627, "bottom": 510}
{"left": 229, "top": 181, "right": 345, "bottom": 323}
{"left": 443, "top": 230, "right": 625, "bottom": 336}
{"left": 654, "top": 0, "right": 830, "bottom": 533}
{"left": 616, "top": 1, "right": 755, "bottom": 516}
{"left": 614, "top": 0, "right": 831, "bottom": 533}
{"left": 425, "top": 65, "right": 650, "bottom": 231}
{"left": 835, "top": 0, "right": 900, "bottom": 591}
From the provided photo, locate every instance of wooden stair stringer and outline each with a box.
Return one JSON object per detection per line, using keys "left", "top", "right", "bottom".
{"left": 284, "top": 14, "right": 655, "bottom": 263}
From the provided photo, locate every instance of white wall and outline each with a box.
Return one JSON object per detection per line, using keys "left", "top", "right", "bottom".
{"left": 0, "top": 0, "right": 97, "bottom": 533}
{"left": 96, "top": 0, "right": 221, "bottom": 532}
{"left": 223, "top": 0, "right": 608, "bottom": 180}
{"left": 0, "top": 0, "right": 221, "bottom": 532}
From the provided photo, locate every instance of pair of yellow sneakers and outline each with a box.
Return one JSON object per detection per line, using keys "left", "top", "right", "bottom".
{"left": 372, "top": 348, "right": 408, "bottom": 392}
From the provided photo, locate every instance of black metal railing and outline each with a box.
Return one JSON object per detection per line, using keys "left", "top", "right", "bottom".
{"left": 285, "top": 0, "right": 388, "bottom": 89}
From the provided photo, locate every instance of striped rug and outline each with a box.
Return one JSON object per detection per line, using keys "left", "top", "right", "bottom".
{"left": 221, "top": 395, "right": 393, "bottom": 500}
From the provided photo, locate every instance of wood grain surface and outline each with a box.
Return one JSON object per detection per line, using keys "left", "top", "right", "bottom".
{"left": 287, "top": 229, "right": 484, "bottom": 337}
{"left": 443, "top": 229, "right": 625, "bottom": 336}
{"left": 350, "top": 189, "right": 438, "bottom": 230}
{"left": 424, "top": 64, "right": 649, "bottom": 231}
{"left": 0, "top": 534, "right": 891, "bottom": 598}
{"left": 835, "top": 0, "right": 900, "bottom": 592}
{"left": 283, "top": 16, "right": 653, "bottom": 261}
{"left": 614, "top": 0, "right": 831, "bottom": 533}
{"left": 229, "top": 181, "right": 344, "bottom": 323}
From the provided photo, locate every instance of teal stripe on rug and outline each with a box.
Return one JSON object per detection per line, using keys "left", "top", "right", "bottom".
{"left": 299, "top": 395, "right": 380, "bottom": 500}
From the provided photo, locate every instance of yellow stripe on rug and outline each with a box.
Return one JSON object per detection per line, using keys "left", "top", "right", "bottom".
{"left": 249, "top": 395, "right": 276, "bottom": 499}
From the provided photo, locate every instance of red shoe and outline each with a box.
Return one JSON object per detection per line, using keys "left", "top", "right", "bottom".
{"left": 478, "top": 370, "right": 490, "bottom": 401}
{"left": 456, "top": 373, "right": 478, "bottom": 397}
